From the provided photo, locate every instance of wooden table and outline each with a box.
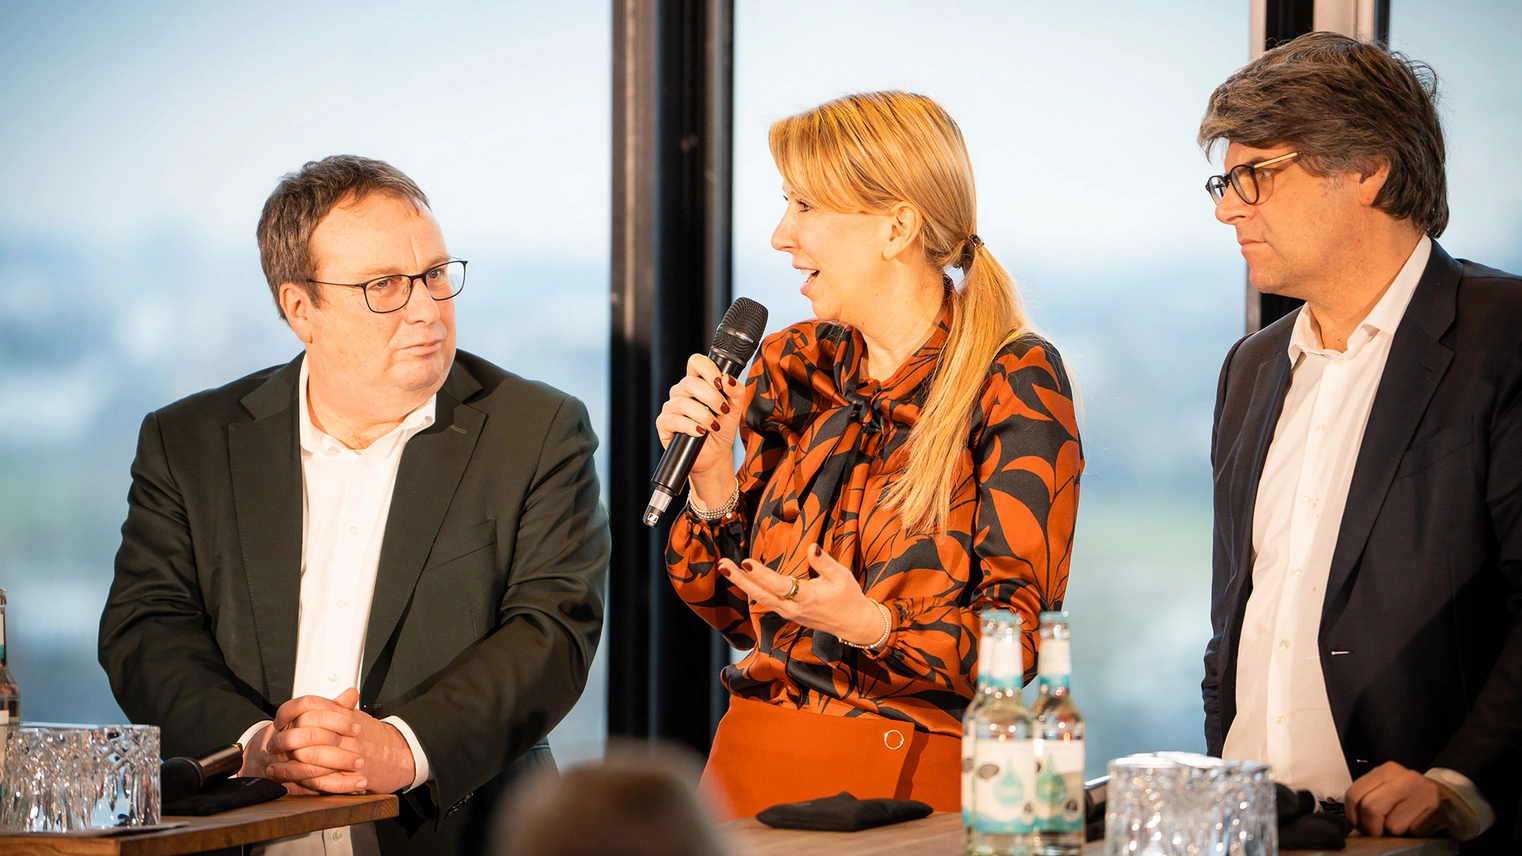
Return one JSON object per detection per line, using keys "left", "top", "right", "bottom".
{"left": 726, "top": 812, "right": 1460, "bottom": 856}
{"left": 0, "top": 794, "right": 397, "bottom": 856}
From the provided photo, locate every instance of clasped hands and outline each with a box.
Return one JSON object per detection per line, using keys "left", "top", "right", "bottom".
{"left": 719, "top": 543, "right": 888, "bottom": 647}
{"left": 239, "top": 687, "right": 416, "bottom": 795}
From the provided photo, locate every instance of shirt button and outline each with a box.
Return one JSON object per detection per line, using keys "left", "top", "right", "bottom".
{"left": 327, "top": 673, "right": 338, "bottom": 682}
{"left": 331, "top": 830, "right": 344, "bottom": 841}
{"left": 1334, "top": 358, "right": 1345, "bottom": 366}
{"left": 1300, "top": 495, "right": 1313, "bottom": 506}
{"left": 348, "top": 526, "right": 359, "bottom": 536}
{"left": 1274, "top": 714, "right": 1286, "bottom": 724}
{"left": 1292, "top": 567, "right": 1303, "bottom": 577}
{"left": 1314, "top": 423, "right": 1328, "bottom": 434}
{"left": 337, "top": 600, "right": 349, "bottom": 608}
{"left": 1279, "top": 639, "right": 1290, "bottom": 649}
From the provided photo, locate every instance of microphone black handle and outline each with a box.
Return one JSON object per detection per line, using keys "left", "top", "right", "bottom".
{"left": 649, "top": 352, "right": 745, "bottom": 497}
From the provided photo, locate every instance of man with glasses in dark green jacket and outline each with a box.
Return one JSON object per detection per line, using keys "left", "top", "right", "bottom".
{"left": 100, "top": 155, "right": 609, "bottom": 856}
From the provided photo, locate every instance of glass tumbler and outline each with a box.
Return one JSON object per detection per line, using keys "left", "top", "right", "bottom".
{"left": 1105, "top": 754, "right": 1185, "bottom": 855}
{"left": 1207, "top": 761, "right": 1275, "bottom": 856}
{"left": 0, "top": 723, "right": 161, "bottom": 832}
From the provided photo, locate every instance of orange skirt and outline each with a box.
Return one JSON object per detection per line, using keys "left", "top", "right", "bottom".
{"left": 701, "top": 695, "right": 960, "bottom": 819}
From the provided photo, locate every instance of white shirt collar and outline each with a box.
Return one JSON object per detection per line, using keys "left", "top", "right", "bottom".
{"left": 297, "top": 355, "right": 437, "bottom": 455}
{"left": 1288, "top": 234, "right": 1432, "bottom": 362}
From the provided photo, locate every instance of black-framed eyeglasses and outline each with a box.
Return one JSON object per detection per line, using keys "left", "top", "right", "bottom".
{"left": 309, "top": 259, "right": 467, "bottom": 314}
{"left": 1205, "top": 151, "right": 1299, "bottom": 205}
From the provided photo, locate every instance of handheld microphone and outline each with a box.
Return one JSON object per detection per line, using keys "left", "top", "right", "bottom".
{"left": 644, "top": 297, "right": 769, "bottom": 527}
{"left": 161, "top": 743, "right": 244, "bottom": 804}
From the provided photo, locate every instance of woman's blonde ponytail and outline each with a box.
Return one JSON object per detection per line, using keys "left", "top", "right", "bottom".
{"left": 769, "top": 91, "right": 1029, "bottom": 533}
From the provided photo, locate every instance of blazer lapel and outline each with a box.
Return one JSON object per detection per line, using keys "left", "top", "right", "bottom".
{"left": 1232, "top": 351, "right": 1293, "bottom": 590}
{"left": 361, "top": 362, "right": 485, "bottom": 695}
{"left": 228, "top": 356, "right": 305, "bottom": 704}
{"left": 1220, "top": 337, "right": 1294, "bottom": 711}
{"left": 1323, "top": 245, "right": 1461, "bottom": 613}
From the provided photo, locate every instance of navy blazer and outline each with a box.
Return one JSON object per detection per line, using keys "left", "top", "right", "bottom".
{"left": 1204, "top": 242, "right": 1522, "bottom": 823}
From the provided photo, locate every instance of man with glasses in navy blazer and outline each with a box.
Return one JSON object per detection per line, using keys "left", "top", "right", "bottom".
{"left": 1200, "top": 33, "right": 1522, "bottom": 852}
{"left": 99, "top": 155, "right": 608, "bottom": 856}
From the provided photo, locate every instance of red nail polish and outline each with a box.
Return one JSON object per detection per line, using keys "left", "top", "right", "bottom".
{"left": 696, "top": 425, "right": 707, "bottom": 435}
{"left": 714, "top": 376, "right": 724, "bottom": 389}
{"left": 728, "top": 376, "right": 738, "bottom": 387}
{"left": 720, "top": 402, "right": 730, "bottom": 414}
{"left": 711, "top": 420, "right": 721, "bottom": 432}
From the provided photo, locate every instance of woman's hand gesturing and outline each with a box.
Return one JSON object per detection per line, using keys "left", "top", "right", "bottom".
{"left": 718, "top": 544, "right": 890, "bottom": 648}
{"left": 655, "top": 353, "right": 744, "bottom": 508}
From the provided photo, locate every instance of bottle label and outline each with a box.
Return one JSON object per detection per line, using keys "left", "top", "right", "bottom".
{"left": 988, "top": 635, "right": 1022, "bottom": 690}
{"left": 961, "top": 733, "right": 975, "bottom": 825}
{"left": 1037, "top": 637, "right": 1070, "bottom": 678}
{"left": 973, "top": 736, "right": 1036, "bottom": 834}
{"left": 974, "top": 625, "right": 993, "bottom": 687}
{"left": 1033, "top": 738, "right": 1085, "bottom": 832}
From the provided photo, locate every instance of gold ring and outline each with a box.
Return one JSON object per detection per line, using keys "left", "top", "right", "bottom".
{"left": 781, "top": 577, "right": 800, "bottom": 600}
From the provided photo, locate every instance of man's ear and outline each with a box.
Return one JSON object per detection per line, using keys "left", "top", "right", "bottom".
{"left": 882, "top": 201, "right": 924, "bottom": 262}
{"left": 1357, "top": 159, "right": 1392, "bottom": 207}
{"left": 280, "top": 283, "right": 317, "bottom": 345}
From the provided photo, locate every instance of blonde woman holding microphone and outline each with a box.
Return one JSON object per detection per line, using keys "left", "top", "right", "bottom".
{"left": 657, "top": 91, "right": 1082, "bottom": 817}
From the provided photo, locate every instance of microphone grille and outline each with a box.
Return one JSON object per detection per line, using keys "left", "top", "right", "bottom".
{"left": 712, "top": 297, "right": 769, "bottom": 363}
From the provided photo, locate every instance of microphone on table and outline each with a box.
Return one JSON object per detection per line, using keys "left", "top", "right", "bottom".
{"left": 161, "top": 743, "right": 244, "bottom": 805}
{"left": 644, "top": 297, "right": 769, "bottom": 527}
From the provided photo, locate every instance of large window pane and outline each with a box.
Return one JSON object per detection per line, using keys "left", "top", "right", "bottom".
{"left": 0, "top": 2, "right": 610, "bottom": 763}
{"left": 733, "top": 0, "right": 1247, "bottom": 774}
{"left": 1389, "top": 0, "right": 1522, "bottom": 274}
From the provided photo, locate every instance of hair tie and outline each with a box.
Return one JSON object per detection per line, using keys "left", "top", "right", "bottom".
{"left": 957, "top": 234, "right": 983, "bottom": 270}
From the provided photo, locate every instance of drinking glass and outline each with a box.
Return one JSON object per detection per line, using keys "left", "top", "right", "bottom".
{"left": 0, "top": 723, "right": 160, "bottom": 832}
{"left": 1205, "top": 760, "right": 1275, "bottom": 856}
{"left": 1105, "top": 754, "right": 1185, "bottom": 855}
{"left": 1106, "top": 753, "right": 1277, "bottom": 856}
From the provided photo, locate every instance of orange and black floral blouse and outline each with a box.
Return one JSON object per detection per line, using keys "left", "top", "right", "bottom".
{"left": 666, "top": 304, "right": 1082, "bottom": 738}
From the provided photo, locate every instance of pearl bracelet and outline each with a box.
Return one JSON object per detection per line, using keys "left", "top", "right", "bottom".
{"left": 843, "top": 600, "right": 893, "bottom": 651}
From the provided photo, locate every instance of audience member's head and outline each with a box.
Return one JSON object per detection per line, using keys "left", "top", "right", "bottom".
{"left": 494, "top": 744, "right": 729, "bottom": 856}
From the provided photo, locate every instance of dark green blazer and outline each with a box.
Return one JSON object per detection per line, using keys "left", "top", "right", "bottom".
{"left": 99, "top": 350, "right": 609, "bottom": 855}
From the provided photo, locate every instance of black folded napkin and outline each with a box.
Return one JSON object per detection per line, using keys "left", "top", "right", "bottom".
{"left": 163, "top": 776, "right": 286, "bottom": 816}
{"left": 1275, "top": 783, "right": 1351, "bottom": 850}
{"left": 755, "top": 791, "right": 933, "bottom": 832}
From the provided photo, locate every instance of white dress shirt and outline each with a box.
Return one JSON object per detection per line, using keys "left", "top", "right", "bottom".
{"left": 1224, "top": 236, "right": 1493, "bottom": 837}
{"left": 244, "top": 357, "right": 437, "bottom": 856}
